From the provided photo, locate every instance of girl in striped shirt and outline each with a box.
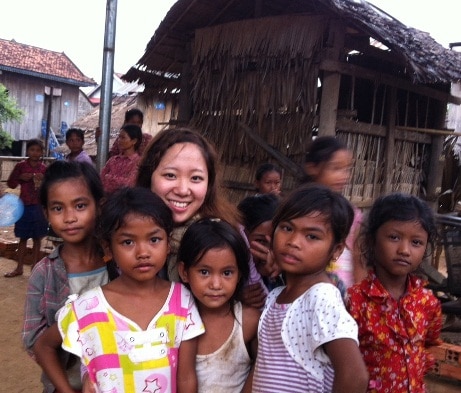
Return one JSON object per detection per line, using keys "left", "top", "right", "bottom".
{"left": 252, "top": 184, "right": 368, "bottom": 393}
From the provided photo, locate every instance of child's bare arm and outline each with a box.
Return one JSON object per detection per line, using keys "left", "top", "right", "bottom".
{"left": 177, "top": 337, "right": 199, "bottom": 393}
{"left": 33, "top": 323, "right": 77, "bottom": 393}
{"left": 324, "top": 338, "right": 369, "bottom": 393}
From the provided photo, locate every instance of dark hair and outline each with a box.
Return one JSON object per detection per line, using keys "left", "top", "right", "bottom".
{"left": 40, "top": 161, "right": 104, "bottom": 208}
{"left": 124, "top": 108, "right": 144, "bottom": 124}
{"left": 120, "top": 124, "right": 143, "bottom": 151}
{"left": 66, "top": 128, "right": 85, "bottom": 142}
{"left": 137, "top": 127, "right": 240, "bottom": 227}
{"left": 362, "top": 193, "right": 437, "bottom": 266}
{"left": 272, "top": 183, "right": 354, "bottom": 245}
{"left": 26, "top": 138, "right": 44, "bottom": 151}
{"left": 255, "top": 163, "right": 282, "bottom": 181}
{"left": 238, "top": 194, "right": 279, "bottom": 233}
{"left": 178, "top": 218, "right": 250, "bottom": 303}
{"left": 302, "top": 136, "right": 348, "bottom": 183}
{"left": 98, "top": 187, "right": 173, "bottom": 245}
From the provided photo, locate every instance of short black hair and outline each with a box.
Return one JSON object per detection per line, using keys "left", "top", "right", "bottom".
{"left": 98, "top": 187, "right": 173, "bottom": 245}
{"left": 255, "top": 163, "right": 282, "bottom": 181}
{"left": 272, "top": 183, "right": 354, "bottom": 245}
{"left": 40, "top": 160, "right": 103, "bottom": 208}
{"left": 26, "top": 138, "right": 44, "bottom": 151}
{"left": 238, "top": 194, "right": 279, "bottom": 233}
{"left": 362, "top": 192, "right": 437, "bottom": 265}
{"left": 124, "top": 108, "right": 144, "bottom": 123}
{"left": 178, "top": 218, "right": 250, "bottom": 303}
{"left": 66, "top": 128, "right": 85, "bottom": 142}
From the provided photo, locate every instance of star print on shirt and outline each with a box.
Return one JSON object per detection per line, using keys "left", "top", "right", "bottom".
{"left": 185, "top": 312, "right": 195, "bottom": 330}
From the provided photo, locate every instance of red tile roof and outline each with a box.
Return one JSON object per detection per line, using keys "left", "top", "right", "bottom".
{"left": 0, "top": 38, "right": 96, "bottom": 86}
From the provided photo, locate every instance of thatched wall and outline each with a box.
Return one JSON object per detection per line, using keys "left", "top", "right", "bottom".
{"left": 191, "top": 15, "right": 326, "bottom": 165}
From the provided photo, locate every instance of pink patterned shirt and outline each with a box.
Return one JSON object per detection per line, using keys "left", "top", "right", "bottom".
{"left": 101, "top": 153, "right": 140, "bottom": 194}
{"left": 58, "top": 282, "right": 204, "bottom": 393}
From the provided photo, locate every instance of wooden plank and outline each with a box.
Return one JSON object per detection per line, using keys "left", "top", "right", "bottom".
{"left": 320, "top": 59, "right": 461, "bottom": 105}
{"left": 238, "top": 122, "right": 304, "bottom": 179}
{"left": 336, "top": 119, "right": 433, "bottom": 143}
{"left": 382, "top": 87, "right": 396, "bottom": 194}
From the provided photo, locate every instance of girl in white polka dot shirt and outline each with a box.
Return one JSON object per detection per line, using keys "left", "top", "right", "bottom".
{"left": 252, "top": 184, "right": 368, "bottom": 393}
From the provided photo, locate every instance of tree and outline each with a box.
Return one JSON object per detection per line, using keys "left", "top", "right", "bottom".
{"left": 0, "top": 83, "right": 23, "bottom": 150}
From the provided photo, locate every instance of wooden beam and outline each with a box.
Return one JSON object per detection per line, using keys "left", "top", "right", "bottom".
{"left": 238, "top": 122, "right": 304, "bottom": 179}
{"left": 336, "top": 119, "right": 432, "bottom": 143}
{"left": 426, "top": 100, "right": 447, "bottom": 206}
{"left": 383, "top": 87, "right": 397, "bottom": 194}
{"left": 318, "top": 21, "right": 345, "bottom": 136}
{"left": 320, "top": 59, "right": 461, "bottom": 105}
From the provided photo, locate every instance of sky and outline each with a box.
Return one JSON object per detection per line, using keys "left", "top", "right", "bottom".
{"left": 0, "top": 0, "right": 459, "bottom": 84}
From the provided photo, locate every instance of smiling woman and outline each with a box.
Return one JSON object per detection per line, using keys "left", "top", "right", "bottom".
{"left": 135, "top": 127, "right": 268, "bottom": 310}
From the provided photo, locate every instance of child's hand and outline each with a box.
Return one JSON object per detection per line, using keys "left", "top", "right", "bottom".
{"left": 19, "top": 173, "right": 34, "bottom": 181}
{"left": 82, "top": 373, "right": 98, "bottom": 393}
{"left": 250, "top": 239, "right": 280, "bottom": 279}
{"left": 242, "top": 283, "right": 267, "bottom": 309}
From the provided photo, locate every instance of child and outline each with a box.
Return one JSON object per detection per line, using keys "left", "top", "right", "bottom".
{"left": 177, "top": 218, "right": 260, "bottom": 393}
{"left": 101, "top": 124, "right": 142, "bottom": 194}
{"left": 346, "top": 193, "right": 442, "bottom": 393}
{"left": 237, "top": 194, "right": 283, "bottom": 290}
{"left": 22, "top": 160, "right": 117, "bottom": 393}
{"left": 65, "top": 128, "right": 93, "bottom": 165}
{"left": 303, "top": 135, "right": 366, "bottom": 287}
{"left": 252, "top": 184, "right": 369, "bottom": 393}
{"left": 5, "top": 138, "right": 48, "bottom": 277}
{"left": 34, "top": 187, "right": 204, "bottom": 393}
{"left": 254, "top": 163, "right": 282, "bottom": 196}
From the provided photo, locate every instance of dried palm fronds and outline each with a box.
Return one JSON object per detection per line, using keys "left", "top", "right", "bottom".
{"left": 190, "top": 15, "right": 327, "bottom": 164}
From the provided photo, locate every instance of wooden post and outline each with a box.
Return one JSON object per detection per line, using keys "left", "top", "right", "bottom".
{"left": 318, "top": 21, "right": 345, "bottom": 137}
{"left": 382, "top": 87, "right": 397, "bottom": 194}
{"left": 45, "top": 86, "right": 53, "bottom": 157}
{"left": 177, "top": 42, "right": 192, "bottom": 124}
{"left": 426, "top": 101, "right": 447, "bottom": 209}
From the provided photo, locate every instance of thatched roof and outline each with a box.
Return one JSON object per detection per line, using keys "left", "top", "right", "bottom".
{"left": 123, "top": 0, "right": 461, "bottom": 86}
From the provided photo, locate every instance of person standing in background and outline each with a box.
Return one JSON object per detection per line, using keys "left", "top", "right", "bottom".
{"left": 5, "top": 138, "right": 47, "bottom": 277}
{"left": 64, "top": 128, "right": 93, "bottom": 165}
{"left": 302, "top": 136, "right": 367, "bottom": 287}
{"left": 254, "top": 163, "right": 282, "bottom": 196}
{"left": 101, "top": 124, "right": 142, "bottom": 194}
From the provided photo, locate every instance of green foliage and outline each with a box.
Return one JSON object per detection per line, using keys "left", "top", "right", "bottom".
{"left": 0, "top": 83, "right": 24, "bottom": 150}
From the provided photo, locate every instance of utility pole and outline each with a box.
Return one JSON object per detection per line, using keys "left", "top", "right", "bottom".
{"left": 96, "top": 0, "right": 117, "bottom": 171}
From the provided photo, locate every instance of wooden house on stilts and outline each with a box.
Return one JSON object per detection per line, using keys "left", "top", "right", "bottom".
{"left": 123, "top": 0, "right": 461, "bottom": 207}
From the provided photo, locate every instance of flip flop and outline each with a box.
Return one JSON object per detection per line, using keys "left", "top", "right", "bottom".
{"left": 4, "top": 270, "right": 23, "bottom": 278}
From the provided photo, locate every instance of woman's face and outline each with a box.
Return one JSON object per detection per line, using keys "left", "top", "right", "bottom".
{"left": 150, "top": 142, "right": 209, "bottom": 224}
{"left": 117, "top": 130, "right": 137, "bottom": 153}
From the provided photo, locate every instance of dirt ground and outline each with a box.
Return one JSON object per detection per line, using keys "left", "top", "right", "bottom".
{"left": 0, "top": 256, "right": 43, "bottom": 392}
{"left": 0, "top": 244, "right": 461, "bottom": 392}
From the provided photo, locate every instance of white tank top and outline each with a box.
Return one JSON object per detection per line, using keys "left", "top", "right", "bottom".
{"left": 196, "top": 302, "right": 251, "bottom": 393}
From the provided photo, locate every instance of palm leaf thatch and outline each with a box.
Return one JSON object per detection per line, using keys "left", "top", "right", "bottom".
{"left": 190, "top": 15, "right": 327, "bottom": 165}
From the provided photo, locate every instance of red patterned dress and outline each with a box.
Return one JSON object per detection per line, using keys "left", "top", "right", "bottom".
{"left": 346, "top": 272, "right": 442, "bottom": 393}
